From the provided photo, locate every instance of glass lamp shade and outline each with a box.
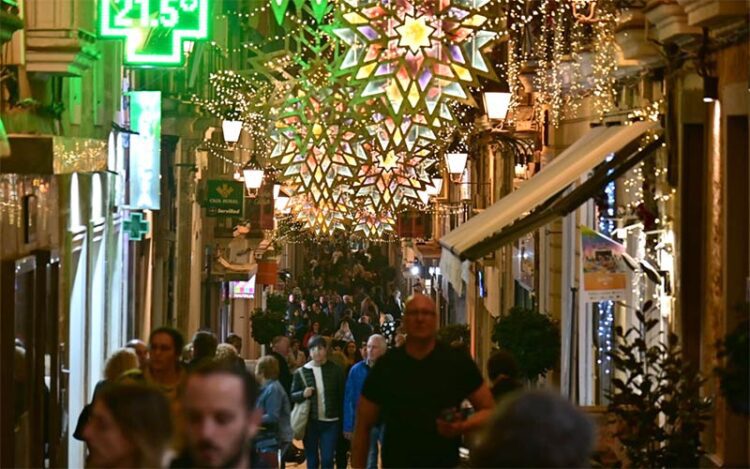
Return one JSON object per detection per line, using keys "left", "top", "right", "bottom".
{"left": 222, "top": 120, "right": 244, "bottom": 144}
{"left": 243, "top": 168, "right": 265, "bottom": 190}
{"left": 274, "top": 196, "right": 290, "bottom": 213}
{"left": 425, "top": 177, "right": 443, "bottom": 196}
{"left": 483, "top": 91, "right": 512, "bottom": 120}
{"left": 445, "top": 152, "right": 468, "bottom": 177}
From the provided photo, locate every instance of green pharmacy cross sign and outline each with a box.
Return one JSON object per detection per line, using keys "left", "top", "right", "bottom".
{"left": 124, "top": 212, "right": 150, "bottom": 240}
{"left": 99, "top": 0, "right": 210, "bottom": 66}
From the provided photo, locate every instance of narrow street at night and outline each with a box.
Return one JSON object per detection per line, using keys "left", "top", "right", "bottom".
{"left": 1, "top": 0, "right": 748, "bottom": 467}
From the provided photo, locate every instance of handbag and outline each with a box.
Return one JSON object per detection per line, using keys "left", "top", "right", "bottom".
{"left": 290, "top": 369, "right": 311, "bottom": 440}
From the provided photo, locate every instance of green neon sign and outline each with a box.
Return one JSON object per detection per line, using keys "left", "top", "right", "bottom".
{"left": 99, "top": 0, "right": 210, "bottom": 66}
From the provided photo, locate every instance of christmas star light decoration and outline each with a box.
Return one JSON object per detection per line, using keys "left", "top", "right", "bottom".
{"left": 288, "top": 186, "right": 353, "bottom": 235}
{"left": 352, "top": 204, "right": 397, "bottom": 239}
{"left": 270, "top": 84, "right": 368, "bottom": 205}
{"left": 334, "top": 0, "right": 497, "bottom": 136}
{"left": 352, "top": 146, "right": 434, "bottom": 211}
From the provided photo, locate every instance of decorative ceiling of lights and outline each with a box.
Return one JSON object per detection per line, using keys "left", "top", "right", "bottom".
{"left": 196, "top": 0, "right": 509, "bottom": 239}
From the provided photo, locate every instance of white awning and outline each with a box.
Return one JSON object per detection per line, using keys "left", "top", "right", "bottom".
{"left": 439, "top": 121, "right": 660, "bottom": 294}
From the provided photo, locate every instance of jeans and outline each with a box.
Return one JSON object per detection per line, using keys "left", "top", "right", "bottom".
{"left": 367, "top": 424, "right": 383, "bottom": 469}
{"left": 303, "top": 419, "right": 339, "bottom": 469}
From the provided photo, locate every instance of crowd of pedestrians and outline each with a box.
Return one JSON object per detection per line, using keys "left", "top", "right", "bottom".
{"left": 74, "top": 242, "right": 596, "bottom": 468}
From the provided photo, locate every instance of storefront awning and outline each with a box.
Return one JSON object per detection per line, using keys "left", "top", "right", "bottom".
{"left": 413, "top": 241, "right": 442, "bottom": 265}
{"left": 439, "top": 121, "right": 661, "bottom": 294}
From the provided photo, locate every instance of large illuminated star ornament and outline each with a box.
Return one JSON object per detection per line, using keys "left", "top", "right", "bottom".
{"left": 270, "top": 85, "right": 368, "bottom": 205}
{"left": 352, "top": 146, "right": 434, "bottom": 211}
{"left": 334, "top": 0, "right": 497, "bottom": 131}
{"left": 396, "top": 15, "right": 435, "bottom": 53}
{"left": 288, "top": 188, "right": 351, "bottom": 236}
{"left": 352, "top": 205, "right": 397, "bottom": 239}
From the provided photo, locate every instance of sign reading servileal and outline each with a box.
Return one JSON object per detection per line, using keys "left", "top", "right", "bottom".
{"left": 128, "top": 91, "right": 161, "bottom": 210}
{"left": 206, "top": 180, "right": 244, "bottom": 217}
{"left": 99, "top": 0, "right": 210, "bottom": 66}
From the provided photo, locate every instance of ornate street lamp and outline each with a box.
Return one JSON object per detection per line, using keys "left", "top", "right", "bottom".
{"left": 445, "top": 152, "right": 468, "bottom": 183}
{"left": 242, "top": 161, "right": 264, "bottom": 198}
{"left": 222, "top": 119, "right": 244, "bottom": 144}
{"left": 482, "top": 81, "right": 512, "bottom": 121}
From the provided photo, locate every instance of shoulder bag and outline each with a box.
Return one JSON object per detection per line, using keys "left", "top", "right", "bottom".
{"left": 290, "top": 368, "right": 311, "bottom": 440}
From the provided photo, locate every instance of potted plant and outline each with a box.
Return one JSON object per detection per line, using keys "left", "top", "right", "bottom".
{"left": 715, "top": 303, "right": 749, "bottom": 415}
{"left": 437, "top": 323, "right": 471, "bottom": 353}
{"left": 606, "top": 301, "right": 712, "bottom": 468}
{"left": 491, "top": 307, "right": 560, "bottom": 382}
{"left": 250, "top": 308, "right": 287, "bottom": 347}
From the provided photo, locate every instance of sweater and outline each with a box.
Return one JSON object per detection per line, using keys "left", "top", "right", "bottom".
{"left": 291, "top": 360, "right": 345, "bottom": 421}
{"left": 255, "top": 380, "right": 293, "bottom": 451}
{"left": 342, "top": 360, "right": 371, "bottom": 433}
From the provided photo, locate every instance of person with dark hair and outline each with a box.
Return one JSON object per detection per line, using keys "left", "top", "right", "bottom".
{"left": 291, "top": 336, "right": 346, "bottom": 469}
{"left": 270, "top": 336, "right": 293, "bottom": 397}
{"left": 470, "top": 390, "right": 595, "bottom": 468}
{"left": 487, "top": 349, "right": 523, "bottom": 401}
{"left": 351, "top": 294, "right": 494, "bottom": 469}
{"left": 172, "top": 360, "right": 262, "bottom": 469}
{"left": 190, "top": 330, "right": 218, "bottom": 368}
{"left": 82, "top": 383, "right": 173, "bottom": 468}
{"left": 226, "top": 333, "right": 243, "bottom": 356}
{"left": 147, "top": 327, "right": 186, "bottom": 404}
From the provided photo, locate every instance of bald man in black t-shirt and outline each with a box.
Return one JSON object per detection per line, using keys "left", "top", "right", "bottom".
{"left": 351, "top": 295, "right": 494, "bottom": 468}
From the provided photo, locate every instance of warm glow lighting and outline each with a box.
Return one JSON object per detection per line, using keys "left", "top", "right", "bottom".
{"left": 243, "top": 168, "right": 265, "bottom": 190}
{"left": 446, "top": 152, "right": 468, "bottom": 178}
{"left": 222, "top": 120, "right": 243, "bottom": 144}
{"left": 483, "top": 91, "right": 512, "bottom": 120}
{"left": 273, "top": 183, "right": 282, "bottom": 199}
{"left": 410, "top": 264, "right": 420, "bottom": 276}
{"left": 514, "top": 163, "right": 527, "bottom": 179}
{"left": 427, "top": 177, "right": 443, "bottom": 196}
{"left": 275, "top": 196, "right": 290, "bottom": 212}
{"left": 396, "top": 15, "right": 436, "bottom": 53}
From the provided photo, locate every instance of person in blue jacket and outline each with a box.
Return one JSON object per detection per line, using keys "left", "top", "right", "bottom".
{"left": 342, "top": 334, "right": 387, "bottom": 469}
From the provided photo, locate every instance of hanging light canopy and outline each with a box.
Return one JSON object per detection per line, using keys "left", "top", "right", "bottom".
{"left": 425, "top": 176, "right": 443, "bottom": 196}
{"left": 273, "top": 182, "right": 282, "bottom": 199}
{"left": 482, "top": 80, "right": 512, "bottom": 121}
{"left": 222, "top": 119, "right": 244, "bottom": 144}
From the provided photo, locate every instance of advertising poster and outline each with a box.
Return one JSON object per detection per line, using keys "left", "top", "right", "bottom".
{"left": 581, "top": 226, "right": 628, "bottom": 302}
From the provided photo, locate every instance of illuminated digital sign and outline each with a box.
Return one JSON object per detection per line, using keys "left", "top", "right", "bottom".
{"left": 128, "top": 91, "right": 161, "bottom": 209}
{"left": 99, "top": 0, "right": 210, "bottom": 66}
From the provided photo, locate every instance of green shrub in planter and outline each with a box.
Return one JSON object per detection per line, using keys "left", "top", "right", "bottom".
{"left": 266, "top": 293, "right": 288, "bottom": 315}
{"left": 250, "top": 308, "right": 287, "bottom": 346}
{"left": 491, "top": 307, "right": 560, "bottom": 382}
{"left": 437, "top": 323, "right": 470, "bottom": 352}
{"left": 607, "top": 301, "right": 712, "bottom": 468}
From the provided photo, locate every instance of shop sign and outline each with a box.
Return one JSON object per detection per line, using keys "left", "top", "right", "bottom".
{"left": 256, "top": 261, "right": 278, "bottom": 286}
{"left": 206, "top": 180, "right": 244, "bottom": 217}
{"left": 580, "top": 226, "right": 628, "bottom": 302}
{"left": 128, "top": 91, "right": 161, "bottom": 210}
{"left": 99, "top": 0, "right": 210, "bottom": 66}
{"left": 124, "top": 211, "right": 150, "bottom": 240}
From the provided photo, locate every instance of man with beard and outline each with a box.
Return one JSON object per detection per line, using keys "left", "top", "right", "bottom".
{"left": 172, "top": 361, "right": 261, "bottom": 468}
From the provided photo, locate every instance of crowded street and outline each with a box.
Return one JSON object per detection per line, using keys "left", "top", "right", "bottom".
{"left": 1, "top": 0, "right": 749, "bottom": 467}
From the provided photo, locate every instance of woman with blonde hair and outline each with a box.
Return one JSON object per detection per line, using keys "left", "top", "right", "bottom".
{"left": 74, "top": 348, "right": 141, "bottom": 440}
{"left": 104, "top": 348, "right": 140, "bottom": 381}
{"left": 82, "top": 383, "right": 173, "bottom": 468}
